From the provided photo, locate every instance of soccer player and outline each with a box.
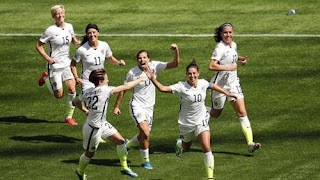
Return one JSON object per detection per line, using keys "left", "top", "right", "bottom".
{"left": 71, "top": 23, "right": 126, "bottom": 94}
{"left": 36, "top": 5, "right": 81, "bottom": 125}
{"left": 113, "top": 44, "right": 180, "bottom": 169}
{"left": 144, "top": 59, "right": 237, "bottom": 180}
{"left": 208, "top": 22, "right": 261, "bottom": 153}
{"left": 73, "top": 69, "right": 147, "bottom": 179}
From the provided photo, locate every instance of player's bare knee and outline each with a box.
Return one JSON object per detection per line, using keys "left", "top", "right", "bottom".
{"left": 85, "top": 151, "right": 94, "bottom": 158}
{"left": 210, "top": 109, "right": 222, "bottom": 118}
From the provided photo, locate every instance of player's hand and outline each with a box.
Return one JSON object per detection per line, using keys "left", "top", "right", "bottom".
{"left": 48, "top": 58, "right": 57, "bottom": 65}
{"left": 75, "top": 77, "right": 83, "bottom": 85}
{"left": 227, "top": 93, "right": 238, "bottom": 99}
{"left": 113, "top": 107, "right": 121, "bottom": 115}
{"left": 118, "top": 60, "right": 126, "bottom": 66}
{"left": 170, "top": 43, "right": 178, "bottom": 51}
{"left": 239, "top": 57, "right": 247, "bottom": 66}
{"left": 143, "top": 66, "right": 155, "bottom": 79}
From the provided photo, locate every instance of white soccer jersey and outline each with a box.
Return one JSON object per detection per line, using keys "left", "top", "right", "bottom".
{"left": 79, "top": 85, "right": 115, "bottom": 128}
{"left": 73, "top": 40, "right": 113, "bottom": 91}
{"left": 125, "top": 61, "right": 167, "bottom": 108}
{"left": 39, "top": 23, "right": 75, "bottom": 69}
{"left": 211, "top": 41, "right": 239, "bottom": 86}
{"left": 170, "top": 79, "right": 210, "bottom": 126}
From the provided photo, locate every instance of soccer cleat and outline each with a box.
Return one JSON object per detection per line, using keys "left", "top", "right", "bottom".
{"left": 141, "top": 161, "right": 153, "bottom": 170}
{"left": 38, "top": 72, "right": 48, "bottom": 86}
{"left": 121, "top": 168, "right": 138, "bottom": 178}
{"left": 65, "top": 118, "right": 78, "bottom": 126}
{"left": 248, "top": 142, "right": 261, "bottom": 153}
{"left": 75, "top": 170, "right": 88, "bottom": 180}
{"left": 175, "top": 138, "right": 183, "bottom": 157}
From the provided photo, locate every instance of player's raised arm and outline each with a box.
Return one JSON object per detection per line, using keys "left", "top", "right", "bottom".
{"left": 165, "top": 43, "right": 180, "bottom": 69}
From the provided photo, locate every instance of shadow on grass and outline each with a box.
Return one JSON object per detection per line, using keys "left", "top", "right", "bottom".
{"left": 62, "top": 159, "right": 137, "bottom": 167}
{"left": 10, "top": 134, "right": 81, "bottom": 143}
{"left": 0, "top": 116, "right": 61, "bottom": 124}
{"left": 214, "top": 151, "right": 253, "bottom": 157}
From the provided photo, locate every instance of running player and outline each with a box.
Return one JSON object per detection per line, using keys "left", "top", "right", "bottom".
{"left": 144, "top": 59, "right": 237, "bottom": 180}
{"left": 208, "top": 22, "right": 261, "bottom": 153}
{"left": 71, "top": 23, "right": 125, "bottom": 94}
{"left": 113, "top": 44, "right": 180, "bottom": 169}
{"left": 36, "top": 5, "right": 81, "bottom": 125}
{"left": 73, "top": 69, "right": 147, "bottom": 179}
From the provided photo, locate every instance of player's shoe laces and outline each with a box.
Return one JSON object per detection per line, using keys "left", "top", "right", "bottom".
{"left": 248, "top": 142, "right": 261, "bottom": 153}
{"left": 141, "top": 161, "right": 153, "bottom": 169}
{"left": 121, "top": 168, "right": 138, "bottom": 178}
{"left": 175, "top": 138, "right": 183, "bottom": 157}
{"left": 38, "top": 72, "right": 48, "bottom": 86}
{"left": 75, "top": 169, "right": 88, "bottom": 180}
{"left": 65, "top": 118, "right": 78, "bottom": 126}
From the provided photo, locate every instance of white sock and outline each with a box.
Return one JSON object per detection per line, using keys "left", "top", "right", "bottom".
{"left": 140, "top": 148, "right": 149, "bottom": 160}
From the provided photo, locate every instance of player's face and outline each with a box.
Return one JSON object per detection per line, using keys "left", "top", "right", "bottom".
{"left": 53, "top": 8, "right": 65, "bottom": 24}
{"left": 221, "top": 26, "right": 234, "bottom": 46}
{"left": 86, "top": 28, "right": 99, "bottom": 42}
{"left": 137, "top": 52, "right": 150, "bottom": 69}
{"left": 186, "top": 67, "right": 199, "bottom": 86}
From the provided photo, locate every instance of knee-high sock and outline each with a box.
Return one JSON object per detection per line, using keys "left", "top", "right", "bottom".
{"left": 140, "top": 148, "right": 149, "bottom": 163}
{"left": 204, "top": 151, "right": 214, "bottom": 179}
{"left": 78, "top": 153, "right": 91, "bottom": 175}
{"left": 44, "top": 77, "right": 54, "bottom": 95}
{"left": 239, "top": 116, "right": 253, "bottom": 145}
{"left": 117, "top": 144, "right": 129, "bottom": 170}
{"left": 127, "top": 134, "right": 139, "bottom": 148}
{"left": 65, "top": 93, "right": 76, "bottom": 119}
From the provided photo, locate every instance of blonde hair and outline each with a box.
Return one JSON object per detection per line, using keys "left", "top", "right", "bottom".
{"left": 50, "top": 5, "right": 64, "bottom": 18}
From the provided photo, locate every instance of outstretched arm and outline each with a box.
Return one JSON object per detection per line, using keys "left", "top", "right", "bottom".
{"left": 209, "top": 59, "right": 237, "bottom": 71}
{"left": 112, "top": 75, "right": 147, "bottom": 94}
{"left": 107, "top": 55, "right": 126, "bottom": 66}
{"left": 144, "top": 66, "right": 172, "bottom": 93}
{"left": 210, "top": 84, "right": 238, "bottom": 99}
{"left": 165, "top": 43, "right": 180, "bottom": 69}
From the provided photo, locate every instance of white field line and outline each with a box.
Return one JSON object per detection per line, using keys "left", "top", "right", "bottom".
{"left": 0, "top": 33, "right": 320, "bottom": 38}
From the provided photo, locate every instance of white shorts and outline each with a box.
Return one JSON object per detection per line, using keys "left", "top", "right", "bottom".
{"left": 129, "top": 105, "right": 153, "bottom": 130}
{"left": 211, "top": 80, "right": 244, "bottom": 109}
{"left": 82, "top": 121, "right": 117, "bottom": 152}
{"left": 179, "top": 113, "right": 210, "bottom": 142}
{"left": 48, "top": 67, "right": 74, "bottom": 90}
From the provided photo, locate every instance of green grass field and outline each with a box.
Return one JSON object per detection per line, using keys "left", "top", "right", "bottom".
{"left": 1, "top": 0, "right": 320, "bottom": 179}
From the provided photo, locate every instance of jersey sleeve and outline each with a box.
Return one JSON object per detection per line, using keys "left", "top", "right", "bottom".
{"left": 73, "top": 48, "right": 82, "bottom": 63}
{"left": 124, "top": 71, "right": 133, "bottom": 84}
{"left": 104, "top": 42, "right": 113, "bottom": 58}
{"left": 39, "top": 27, "right": 52, "bottom": 44}
{"left": 211, "top": 43, "right": 223, "bottom": 61}
{"left": 169, "top": 82, "right": 182, "bottom": 94}
{"left": 68, "top": 23, "right": 76, "bottom": 37}
{"left": 153, "top": 61, "right": 168, "bottom": 75}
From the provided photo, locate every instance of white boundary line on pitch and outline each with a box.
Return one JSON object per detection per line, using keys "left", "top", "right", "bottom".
{"left": 0, "top": 33, "right": 320, "bottom": 38}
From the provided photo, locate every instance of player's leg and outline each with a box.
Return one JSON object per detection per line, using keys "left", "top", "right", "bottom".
{"left": 229, "top": 98, "right": 261, "bottom": 152}
{"left": 76, "top": 123, "right": 99, "bottom": 180}
{"left": 137, "top": 121, "right": 153, "bottom": 169}
{"left": 63, "top": 68, "right": 77, "bottom": 125}
{"left": 108, "top": 131, "right": 138, "bottom": 178}
{"left": 210, "top": 92, "right": 227, "bottom": 118}
{"left": 197, "top": 125, "right": 214, "bottom": 180}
